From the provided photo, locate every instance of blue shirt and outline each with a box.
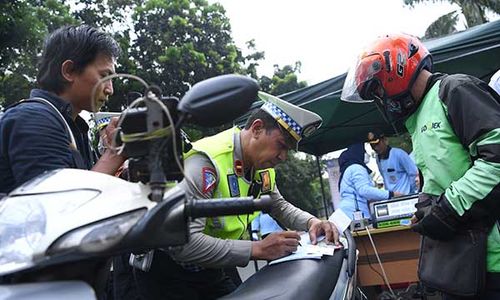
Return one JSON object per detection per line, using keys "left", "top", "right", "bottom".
{"left": 377, "top": 147, "right": 418, "bottom": 195}
{"left": 338, "top": 164, "right": 389, "bottom": 220}
{"left": 251, "top": 212, "right": 283, "bottom": 236}
{"left": 0, "top": 89, "right": 93, "bottom": 193}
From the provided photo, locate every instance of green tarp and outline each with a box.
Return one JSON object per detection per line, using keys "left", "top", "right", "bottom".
{"left": 237, "top": 20, "right": 500, "bottom": 156}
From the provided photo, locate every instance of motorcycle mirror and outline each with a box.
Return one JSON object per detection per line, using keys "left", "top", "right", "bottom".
{"left": 177, "top": 74, "right": 259, "bottom": 127}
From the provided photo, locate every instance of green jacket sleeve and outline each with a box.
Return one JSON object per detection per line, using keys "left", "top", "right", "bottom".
{"left": 440, "top": 75, "right": 500, "bottom": 219}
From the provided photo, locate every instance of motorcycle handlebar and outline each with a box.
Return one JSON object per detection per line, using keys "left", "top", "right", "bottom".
{"left": 186, "top": 195, "right": 272, "bottom": 218}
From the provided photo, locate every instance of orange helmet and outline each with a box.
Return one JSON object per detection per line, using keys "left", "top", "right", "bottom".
{"left": 341, "top": 33, "right": 432, "bottom": 121}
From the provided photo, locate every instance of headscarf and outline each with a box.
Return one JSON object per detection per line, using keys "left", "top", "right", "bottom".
{"left": 338, "top": 143, "right": 372, "bottom": 188}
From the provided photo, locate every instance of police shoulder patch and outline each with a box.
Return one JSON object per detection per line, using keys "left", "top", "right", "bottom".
{"left": 202, "top": 167, "right": 217, "bottom": 194}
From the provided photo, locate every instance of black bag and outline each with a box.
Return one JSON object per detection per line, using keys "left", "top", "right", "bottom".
{"left": 418, "top": 228, "right": 488, "bottom": 296}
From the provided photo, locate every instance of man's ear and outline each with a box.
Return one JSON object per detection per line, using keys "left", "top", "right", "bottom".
{"left": 61, "top": 60, "right": 76, "bottom": 83}
{"left": 250, "top": 119, "right": 264, "bottom": 137}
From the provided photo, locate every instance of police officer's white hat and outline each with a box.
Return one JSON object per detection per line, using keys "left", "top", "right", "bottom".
{"left": 258, "top": 91, "right": 322, "bottom": 148}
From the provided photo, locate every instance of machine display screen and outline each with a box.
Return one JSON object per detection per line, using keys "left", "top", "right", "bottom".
{"left": 370, "top": 194, "right": 419, "bottom": 228}
{"left": 374, "top": 198, "right": 418, "bottom": 218}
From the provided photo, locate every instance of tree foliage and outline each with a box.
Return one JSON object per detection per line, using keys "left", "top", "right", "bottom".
{"left": 424, "top": 10, "right": 460, "bottom": 39}
{"left": 0, "top": 0, "right": 76, "bottom": 106}
{"left": 0, "top": 0, "right": 265, "bottom": 108}
{"left": 259, "top": 62, "right": 307, "bottom": 95}
{"left": 404, "top": 0, "right": 499, "bottom": 38}
{"left": 274, "top": 154, "right": 327, "bottom": 216}
{"left": 129, "top": 0, "right": 244, "bottom": 98}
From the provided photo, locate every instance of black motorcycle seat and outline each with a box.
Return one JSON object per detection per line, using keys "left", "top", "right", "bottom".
{"left": 220, "top": 249, "right": 345, "bottom": 300}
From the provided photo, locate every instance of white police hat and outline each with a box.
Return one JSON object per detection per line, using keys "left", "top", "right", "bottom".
{"left": 258, "top": 91, "right": 322, "bottom": 148}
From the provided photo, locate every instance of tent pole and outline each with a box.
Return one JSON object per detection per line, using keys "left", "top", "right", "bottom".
{"left": 316, "top": 156, "right": 329, "bottom": 218}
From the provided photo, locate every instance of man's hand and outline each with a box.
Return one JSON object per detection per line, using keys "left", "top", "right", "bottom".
{"left": 307, "top": 218, "right": 340, "bottom": 246}
{"left": 251, "top": 231, "right": 300, "bottom": 261}
{"left": 393, "top": 191, "right": 404, "bottom": 197}
{"left": 92, "top": 117, "right": 125, "bottom": 175}
{"left": 99, "top": 117, "right": 121, "bottom": 152}
{"left": 411, "top": 193, "right": 460, "bottom": 241}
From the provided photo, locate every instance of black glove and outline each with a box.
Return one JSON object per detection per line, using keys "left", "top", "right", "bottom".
{"left": 411, "top": 194, "right": 462, "bottom": 241}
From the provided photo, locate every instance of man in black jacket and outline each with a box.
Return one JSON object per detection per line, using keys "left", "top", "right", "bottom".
{"left": 0, "top": 25, "right": 124, "bottom": 194}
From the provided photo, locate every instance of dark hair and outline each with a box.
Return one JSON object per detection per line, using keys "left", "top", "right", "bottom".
{"left": 36, "top": 24, "right": 121, "bottom": 94}
{"left": 244, "top": 109, "right": 279, "bottom": 131}
{"left": 244, "top": 108, "right": 296, "bottom": 148}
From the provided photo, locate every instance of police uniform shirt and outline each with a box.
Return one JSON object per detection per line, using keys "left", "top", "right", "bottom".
{"left": 377, "top": 147, "right": 418, "bottom": 194}
{"left": 169, "top": 131, "right": 315, "bottom": 268}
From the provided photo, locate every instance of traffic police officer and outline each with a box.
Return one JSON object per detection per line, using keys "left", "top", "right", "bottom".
{"left": 124, "top": 91, "right": 340, "bottom": 299}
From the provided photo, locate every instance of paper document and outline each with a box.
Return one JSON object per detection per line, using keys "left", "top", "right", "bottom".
{"left": 269, "top": 232, "right": 343, "bottom": 265}
{"left": 328, "top": 209, "right": 352, "bottom": 234}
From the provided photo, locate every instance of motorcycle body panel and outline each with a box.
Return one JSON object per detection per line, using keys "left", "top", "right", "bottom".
{"left": 0, "top": 281, "right": 95, "bottom": 300}
{"left": 0, "top": 169, "right": 154, "bottom": 275}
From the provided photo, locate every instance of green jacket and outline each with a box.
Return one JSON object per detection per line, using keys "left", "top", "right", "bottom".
{"left": 185, "top": 127, "right": 276, "bottom": 240}
{"left": 405, "top": 73, "right": 500, "bottom": 272}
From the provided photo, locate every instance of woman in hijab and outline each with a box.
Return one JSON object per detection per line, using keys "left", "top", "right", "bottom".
{"left": 338, "top": 143, "right": 397, "bottom": 220}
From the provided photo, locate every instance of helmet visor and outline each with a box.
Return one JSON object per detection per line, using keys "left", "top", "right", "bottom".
{"left": 341, "top": 53, "right": 385, "bottom": 103}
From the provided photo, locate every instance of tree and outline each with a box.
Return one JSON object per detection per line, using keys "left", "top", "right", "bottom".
{"left": 0, "top": 0, "right": 76, "bottom": 106}
{"left": 71, "top": 0, "right": 140, "bottom": 29}
{"left": 424, "top": 10, "right": 460, "bottom": 39}
{"left": 274, "top": 153, "right": 326, "bottom": 216}
{"left": 404, "top": 0, "right": 500, "bottom": 38}
{"left": 258, "top": 62, "right": 307, "bottom": 95}
{"left": 129, "top": 0, "right": 244, "bottom": 100}
{"left": 242, "top": 39, "right": 265, "bottom": 80}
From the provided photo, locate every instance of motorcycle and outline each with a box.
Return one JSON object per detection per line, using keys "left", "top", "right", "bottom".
{"left": 0, "top": 74, "right": 273, "bottom": 299}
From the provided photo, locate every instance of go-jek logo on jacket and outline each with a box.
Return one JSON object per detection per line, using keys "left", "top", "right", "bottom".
{"left": 420, "top": 121, "right": 441, "bottom": 133}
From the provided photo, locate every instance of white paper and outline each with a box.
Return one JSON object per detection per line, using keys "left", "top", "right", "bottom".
{"left": 269, "top": 232, "right": 342, "bottom": 265}
{"left": 268, "top": 251, "right": 322, "bottom": 265}
{"left": 328, "top": 209, "right": 352, "bottom": 234}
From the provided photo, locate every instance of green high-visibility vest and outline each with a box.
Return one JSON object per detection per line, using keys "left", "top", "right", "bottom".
{"left": 185, "top": 127, "right": 276, "bottom": 240}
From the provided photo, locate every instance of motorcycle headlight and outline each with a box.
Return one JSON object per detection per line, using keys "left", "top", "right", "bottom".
{"left": 49, "top": 209, "right": 146, "bottom": 254}
{"left": 0, "top": 190, "right": 99, "bottom": 275}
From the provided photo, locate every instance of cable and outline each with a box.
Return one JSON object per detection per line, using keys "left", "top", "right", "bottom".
{"left": 142, "top": 92, "right": 207, "bottom": 197}
{"left": 365, "top": 227, "right": 396, "bottom": 297}
{"left": 354, "top": 231, "right": 385, "bottom": 281}
{"left": 91, "top": 72, "right": 207, "bottom": 197}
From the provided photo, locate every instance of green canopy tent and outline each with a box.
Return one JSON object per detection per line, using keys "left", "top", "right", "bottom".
{"left": 237, "top": 20, "right": 500, "bottom": 155}
{"left": 235, "top": 20, "right": 500, "bottom": 216}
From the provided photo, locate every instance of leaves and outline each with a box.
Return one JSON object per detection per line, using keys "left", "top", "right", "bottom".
{"left": 275, "top": 154, "right": 328, "bottom": 216}
{"left": 403, "top": 0, "right": 497, "bottom": 38}
{"left": 0, "top": 0, "right": 77, "bottom": 106}
{"left": 424, "top": 10, "right": 459, "bottom": 39}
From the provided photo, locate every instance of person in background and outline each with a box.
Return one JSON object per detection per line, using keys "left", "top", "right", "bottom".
{"left": 251, "top": 212, "right": 285, "bottom": 240}
{"left": 338, "top": 143, "right": 402, "bottom": 220}
{"left": 342, "top": 33, "right": 500, "bottom": 299}
{"left": 366, "top": 130, "right": 419, "bottom": 194}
